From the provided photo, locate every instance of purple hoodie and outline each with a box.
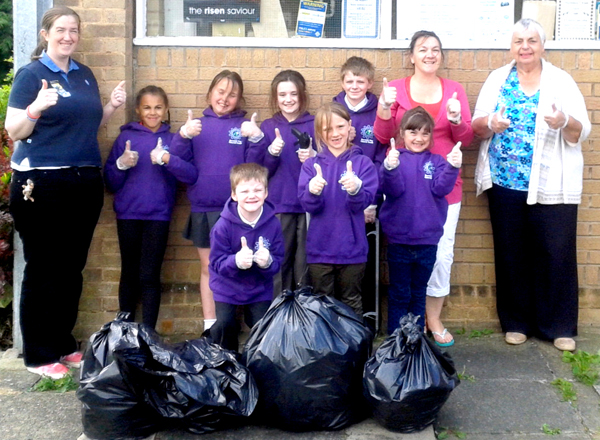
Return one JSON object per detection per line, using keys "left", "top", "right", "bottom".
{"left": 298, "top": 146, "right": 378, "bottom": 265}
{"left": 168, "top": 108, "right": 262, "bottom": 212}
{"left": 105, "top": 122, "right": 191, "bottom": 221}
{"left": 333, "top": 91, "right": 386, "bottom": 167}
{"left": 258, "top": 111, "right": 315, "bottom": 214}
{"left": 379, "top": 149, "right": 459, "bottom": 245}
{"left": 209, "top": 198, "right": 284, "bottom": 304}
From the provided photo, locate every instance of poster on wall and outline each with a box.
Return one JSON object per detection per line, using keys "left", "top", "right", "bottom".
{"left": 396, "top": 0, "right": 514, "bottom": 45}
{"left": 342, "top": 0, "right": 380, "bottom": 38}
{"left": 184, "top": 0, "right": 260, "bottom": 22}
{"left": 555, "top": 0, "right": 596, "bottom": 39}
{"left": 296, "top": 0, "right": 328, "bottom": 37}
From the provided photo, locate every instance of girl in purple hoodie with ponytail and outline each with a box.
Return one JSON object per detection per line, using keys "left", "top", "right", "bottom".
{"left": 298, "top": 102, "right": 378, "bottom": 317}
{"left": 164, "top": 71, "right": 262, "bottom": 333}
{"left": 105, "top": 86, "right": 197, "bottom": 329}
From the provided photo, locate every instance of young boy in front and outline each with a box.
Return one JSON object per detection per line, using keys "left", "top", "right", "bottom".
{"left": 333, "top": 56, "right": 385, "bottom": 327}
{"left": 208, "top": 163, "right": 284, "bottom": 352}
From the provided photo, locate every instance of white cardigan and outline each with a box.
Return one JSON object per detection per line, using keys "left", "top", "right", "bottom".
{"left": 473, "top": 60, "right": 591, "bottom": 205}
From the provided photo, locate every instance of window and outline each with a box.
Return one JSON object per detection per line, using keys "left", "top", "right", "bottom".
{"left": 135, "top": 0, "right": 600, "bottom": 49}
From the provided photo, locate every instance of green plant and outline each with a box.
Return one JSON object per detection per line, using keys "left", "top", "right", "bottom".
{"left": 457, "top": 366, "right": 475, "bottom": 383}
{"left": 455, "top": 327, "right": 466, "bottom": 336}
{"left": 541, "top": 424, "right": 561, "bottom": 435}
{"left": 551, "top": 378, "right": 577, "bottom": 402}
{"left": 436, "top": 426, "right": 466, "bottom": 439}
{"left": 468, "top": 329, "right": 494, "bottom": 339}
{"left": 562, "top": 350, "right": 600, "bottom": 386}
{"left": 31, "top": 373, "right": 78, "bottom": 393}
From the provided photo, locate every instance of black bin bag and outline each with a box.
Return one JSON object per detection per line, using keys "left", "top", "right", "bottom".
{"left": 242, "top": 288, "right": 373, "bottom": 431}
{"left": 363, "top": 313, "right": 459, "bottom": 433}
{"left": 77, "top": 313, "right": 258, "bottom": 439}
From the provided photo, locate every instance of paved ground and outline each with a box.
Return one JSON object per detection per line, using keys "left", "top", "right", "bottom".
{"left": 1, "top": 328, "right": 599, "bottom": 440}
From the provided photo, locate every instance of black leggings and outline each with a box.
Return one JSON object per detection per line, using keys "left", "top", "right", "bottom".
{"left": 117, "top": 219, "right": 170, "bottom": 328}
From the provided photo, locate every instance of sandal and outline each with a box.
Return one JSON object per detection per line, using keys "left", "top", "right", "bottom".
{"left": 431, "top": 328, "right": 454, "bottom": 347}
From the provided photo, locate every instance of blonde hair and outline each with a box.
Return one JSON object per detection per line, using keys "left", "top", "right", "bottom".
{"left": 230, "top": 163, "right": 269, "bottom": 192}
{"left": 314, "top": 102, "right": 352, "bottom": 153}
{"left": 340, "top": 56, "right": 375, "bottom": 81}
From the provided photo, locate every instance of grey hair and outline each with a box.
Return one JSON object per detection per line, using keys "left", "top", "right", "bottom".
{"left": 513, "top": 18, "right": 546, "bottom": 45}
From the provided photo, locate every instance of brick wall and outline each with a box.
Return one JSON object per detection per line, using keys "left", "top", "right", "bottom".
{"left": 60, "top": 1, "right": 600, "bottom": 341}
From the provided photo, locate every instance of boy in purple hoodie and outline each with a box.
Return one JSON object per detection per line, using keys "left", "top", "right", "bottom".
{"left": 379, "top": 107, "right": 461, "bottom": 334}
{"left": 208, "top": 163, "right": 284, "bottom": 352}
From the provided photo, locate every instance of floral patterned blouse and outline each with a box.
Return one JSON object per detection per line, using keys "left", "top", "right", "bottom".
{"left": 489, "top": 66, "right": 540, "bottom": 191}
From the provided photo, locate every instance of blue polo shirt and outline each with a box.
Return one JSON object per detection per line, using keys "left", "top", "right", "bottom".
{"left": 8, "top": 52, "right": 104, "bottom": 168}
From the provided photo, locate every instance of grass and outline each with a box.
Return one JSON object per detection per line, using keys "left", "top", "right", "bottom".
{"left": 468, "top": 329, "right": 494, "bottom": 339}
{"left": 457, "top": 366, "right": 475, "bottom": 383}
{"left": 31, "top": 373, "right": 78, "bottom": 393}
{"left": 436, "top": 426, "right": 466, "bottom": 439}
{"left": 562, "top": 350, "right": 600, "bottom": 386}
{"left": 550, "top": 378, "right": 577, "bottom": 402}
{"left": 541, "top": 424, "right": 561, "bottom": 435}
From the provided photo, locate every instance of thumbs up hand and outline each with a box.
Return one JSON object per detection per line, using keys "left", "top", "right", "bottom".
{"left": 235, "top": 236, "right": 254, "bottom": 270}
{"left": 268, "top": 128, "right": 285, "bottom": 156}
{"left": 309, "top": 163, "right": 327, "bottom": 195}
{"left": 29, "top": 79, "right": 58, "bottom": 116}
{"left": 384, "top": 138, "right": 400, "bottom": 170}
{"left": 150, "top": 137, "right": 169, "bottom": 165}
{"left": 241, "top": 112, "right": 263, "bottom": 139}
{"left": 253, "top": 236, "right": 272, "bottom": 268}
{"left": 117, "top": 140, "right": 139, "bottom": 170}
{"left": 488, "top": 105, "right": 510, "bottom": 134}
{"left": 339, "top": 160, "right": 362, "bottom": 194}
{"left": 544, "top": 103, "right": 569, "bottom": 130}
{"left": 446, "top": 91, "right": 462, "bottom": 124}
{"left": 446, "top": 141, "right": 462, "bottom": 168}
{"left": 379, "top": 77, "right": 397, "bottom": 110}
{"left": 297, "top": 136, "right": 316, "bottom": 163}
{"left": 110, "top": 80, "right": 127, "bottom": 109}
{"left": 180, "top": 110, "right": 202, "bottom": 139}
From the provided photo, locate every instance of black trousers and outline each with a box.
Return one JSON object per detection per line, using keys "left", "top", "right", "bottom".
{"left": 309, "top": 263, "right": 366, "bottom": 316}
{"left": 210, "top": 300, "right": 271, "bottom": 352}
{"left": 10, "top": 168, "right": 103, "bottom": 367}
{"left": 117, "top": 219, "right": 170, "bottom": 328}
{"left": 487, "top": 184, "right": 578, "bottom": 340}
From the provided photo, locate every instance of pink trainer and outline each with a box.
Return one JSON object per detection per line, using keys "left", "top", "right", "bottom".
{"left": 26, "top": 363, "right": 69, "bottom": 380}
{"left": 60, "top": 351, "right": 83, "bottom": 368}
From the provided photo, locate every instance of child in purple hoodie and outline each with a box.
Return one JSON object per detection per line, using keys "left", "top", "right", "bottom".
{"left": 298, "top": 102, "right": 378, "bottom": 317}
{"left": 247, "top": 70, "right": 315, "bottom": 294}
{"left": 209, "top": 163, "right": 284, "bottom": 351}
{"left": 163, "top": 70, "right": 262, "bottom": 332}
{"left": 379, "top": 107, "right": 462, "bottom": 334}
{"left": 105, "top": 86, "right": 197, "bottom": 329}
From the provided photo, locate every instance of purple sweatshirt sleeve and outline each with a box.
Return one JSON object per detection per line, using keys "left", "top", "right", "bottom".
{"left": 164, "top": 131, "right": 198, "bottom": 184}
{"left": 104, "top": 134, "right": 129, "bottom": 193}
{"left": 431, "top": 156, "right": 460, "bottom": 198}
{"left": 379, "top": 164, "right": 406, "bottom": 199}
{"left": 210, "top": 222, "right": 243, "bottom": 278}
{"left": 345, "top": 158, "right": 378, "bottom": 213}
{"left": 298, "top": 159, "right": 326, "bottom": 215}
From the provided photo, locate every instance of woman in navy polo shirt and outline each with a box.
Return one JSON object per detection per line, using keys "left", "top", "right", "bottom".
{"left": 5, "top": 6, "right": 126, "bottom": 379}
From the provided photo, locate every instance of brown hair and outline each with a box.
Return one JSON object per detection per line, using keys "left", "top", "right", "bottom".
{"left": 408, "top": 30, "right": 444, "bottom": 62}
{"left": 269, "top": 70, "right": 309, "bottom": 116}
{"left": 230, "top": 163, "right": 269, "bottom": 192}
{"left": 397, "top": 106, "right": 435, "bottom": 147}
{"left": 135, "top": 85, "right": 170, "bottom": 124}
{"left": 340, "top": 56, "right": 375, "bottom": 81}
{"left": 32, "top": 6, "right": 81, "bottom": 61}
{"left": 206, "top": 70, "right": 245, "bottom": 111}
{"left": 314, "top": 102, "right": 352, "bottom": 153}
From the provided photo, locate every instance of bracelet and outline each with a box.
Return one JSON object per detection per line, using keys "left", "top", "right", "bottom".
{"left": 180, "top": 125, "right": 193, "bottom": 139}
{"left": 560, "top": 111, "right": 569, "bottom": 129}
{"left": 26, "top": 106, "right": 40, "bottom": 122}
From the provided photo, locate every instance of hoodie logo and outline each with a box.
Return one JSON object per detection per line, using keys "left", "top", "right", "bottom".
{"left": 254, "top": 237, "right": 271, "bottom": 251}
{"left": 360, "top": 125, "right": 374, "bottom": 144}
{"left": 229, "top": 127, "right": 242, "bottom": 145}
{"left": 339, "top": 169, "right": 356, "bottom": 191}
{"left": 423, "top": 161, "right": 435, "bottom": 180}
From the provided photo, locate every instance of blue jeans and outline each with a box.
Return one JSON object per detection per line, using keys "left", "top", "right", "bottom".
{"left": 387, "top": 244, "right": 437, "bottom": 334}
